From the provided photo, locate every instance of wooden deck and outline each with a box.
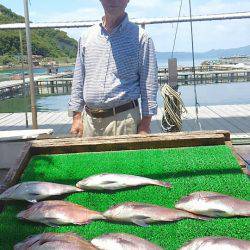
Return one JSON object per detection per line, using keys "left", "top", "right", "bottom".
{"left": 0, "top": 104, "right": 250, "bottom": 139}
{"left": 0, "top": 72, "right": 72, "bottom": 90}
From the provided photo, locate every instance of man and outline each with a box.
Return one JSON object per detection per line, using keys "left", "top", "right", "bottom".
{"left": 69, "top": 0, "right": 158, "bottom": 137}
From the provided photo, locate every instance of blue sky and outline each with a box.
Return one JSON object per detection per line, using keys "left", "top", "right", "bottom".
{"left": 1, "top": 0, "right": 250, "bottom": 52}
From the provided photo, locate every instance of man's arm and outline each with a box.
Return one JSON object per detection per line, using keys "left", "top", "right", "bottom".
{"left": 70, "top": 111, "right": 83, "bottom": 136}
{"left": 138, "top": 32, "right": 158, "bottom": 134}
{"left": 68, "top": 37, "right": 85, "bottom": 136}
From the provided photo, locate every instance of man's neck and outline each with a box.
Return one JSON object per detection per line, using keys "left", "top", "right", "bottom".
{"left": 103, "top": 12, "right": 126, "bottom": 33}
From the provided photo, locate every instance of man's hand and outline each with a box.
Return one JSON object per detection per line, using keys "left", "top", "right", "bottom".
{"left": 70, "top": 112, "right": 83, "bottom": 137}
{"left": 138, "top": 116, "right": 152, "bottom": 135}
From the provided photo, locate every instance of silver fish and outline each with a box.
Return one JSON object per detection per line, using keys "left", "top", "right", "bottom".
{"left": 0, "top": 181, "right": 83, "bottom": 203}
{"left": 91, "top": 233, "right": 163, "bottom": 250}
{"left": 103, "top": 202, "right": 207, "bottom": 227}
{"left": 76, "top": 173, "right": 171, "bottom": 190}
{"left": 14, "top": 232, "right": 98, "bottom": 250}
{"left": 17, "top": 200, "right": 105, "bottom": 227}
{"left": 175, "top": 191, "right": 250, "bottom": 217}
{"left": 180, "top": 237, "right": 250, "bottom": 250}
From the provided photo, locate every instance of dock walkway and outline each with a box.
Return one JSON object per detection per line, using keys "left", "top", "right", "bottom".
{"left": 0, "top": 104, "right": 250, "bottom": 139}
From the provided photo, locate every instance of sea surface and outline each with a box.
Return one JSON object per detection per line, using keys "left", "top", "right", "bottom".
{"left": 0, "top": 56, "right": 249, "bottom": 113}
{"left": 0, "top": 82, "right": 249, "bottom": 113}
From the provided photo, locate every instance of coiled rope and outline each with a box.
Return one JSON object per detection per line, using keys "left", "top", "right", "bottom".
{"left": 161, "top": 84, "right": 187, "bottom": 132}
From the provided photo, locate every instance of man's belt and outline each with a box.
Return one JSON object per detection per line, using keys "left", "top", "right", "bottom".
{"left": 85, "top": 100, "right": 139, "bottom": 118}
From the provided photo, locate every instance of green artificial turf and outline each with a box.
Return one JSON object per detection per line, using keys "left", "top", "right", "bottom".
{"left": 0, "top": 145, "right": 249, "bottom": 250}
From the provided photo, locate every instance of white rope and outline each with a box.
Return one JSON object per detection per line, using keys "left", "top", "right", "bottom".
{"left": 171, "top": 0, "right": 183, "bottom": 58}
{"left": 161, "top": 84, "right": 187, "bottom": 132}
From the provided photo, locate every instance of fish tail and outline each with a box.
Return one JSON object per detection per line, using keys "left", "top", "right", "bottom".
{"left": 197, "top": 215, "right": 211, "bottom": 221}
{"left": 94, "top": 212, "right": 106, "bottom": 220}
{"left": 156, "top": 181, "right": 171, "bottom": 189}
{"left": 75, "top": 187, "right": 84, "bottom": 192}
{"left": 17, "top": 210, "right": 26, "bottom": 219}
{"left": 75, "top": 182, "right": 81, "bottom": 189}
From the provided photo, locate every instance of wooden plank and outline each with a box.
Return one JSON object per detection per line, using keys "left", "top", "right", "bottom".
{"left": 151, "top": 107, "right": 163, "bottom": 133}
{"left": 208, "top": 105, "right": 250, "bottom": 134}
{"left": 0, "top": 142, "right": 31, "bottom": 188}
{"left": 59, "top": 123, "right": 71, "bottom": 135}
{"left": 31, "top": 133, "right": 226, "bottom": 155}
{"left": 226, "top": 142, "right": 250, "bottom": 176}
{"left": 0, "top": 113, "right": 24, "bottom": 126}
{"left": 234, "top": 145, "right": 250, "bottom": 166}
{"left": 186, "top": 106, "right": 224, "bottom": 130}
{"left": 37, "top": 112, "right": 69, "bottom": 134}
{"left": 55, "top": 113, "right": 72, "bottom": 134}
{"left": 181, "top": 104, "right": 250, "bottom": 137}
{"left": 227, "top": 105, "right": 250, "bottom": 117}
{"left": 227, "top": 104, "right": 250, "bottom": 112}
{"left": 182, "top": 107, "right": 206, "bottom": 131}
{"left": 182, "top": 130, "right": 230, "bottom": 141}
{"left": 0, "top": 142, "right": 31, "bottom": 212}
{"left": 47, "top": 112, "right": 72, "bottom": 134}
{"left": 0, "top": 113, "right": 27, "bottom": 130}
{"left": 34, "top": 130, "right": 231, "bottom": 142}
{"left": 193, "top": 106, "right": 222, "bottom": 131}
{"left": 0, "top": 113, "right": 12, "bottom": 121}
{"left": 0, "top": 129, "right": 53, "bottom": 141}
{"left": 35, "top": 112, "right": 58, "bottom": 130}
{"left": 225, "top": 141, "right": 247, "bottom": 171}
{"left": 206, "top": 106, "right": 247, "bottom": 134}
{"left": 0, "top": 169, "right": 9, "bottom": 183}
{"left": 202, "top": 106, "right": 243, "bottom": 133}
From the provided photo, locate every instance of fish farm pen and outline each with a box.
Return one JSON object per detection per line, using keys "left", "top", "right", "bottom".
{"left": 1, "top": 67, "right": 250, "bottom": 100}
{"left": 0, "top": 131, "right": 249, "bottom": 250}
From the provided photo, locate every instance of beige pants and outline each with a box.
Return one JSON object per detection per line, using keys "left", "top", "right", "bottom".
{"left": 83, "top": 106, "right": 141, "bottom": 137}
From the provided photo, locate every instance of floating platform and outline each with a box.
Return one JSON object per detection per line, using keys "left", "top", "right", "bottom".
{"left": 0, "top": 104, "right": 249, "bottom": 139}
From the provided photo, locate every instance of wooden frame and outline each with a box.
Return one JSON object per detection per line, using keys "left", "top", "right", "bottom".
{"left": 0, "top": 130, "right": 246, "bottom": 212}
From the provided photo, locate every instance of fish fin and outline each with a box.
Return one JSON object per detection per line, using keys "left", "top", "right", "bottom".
{"left": 75, "top": 188, "right": 84, "bottom": 192}
{"left": 131, "top": 216, "right": 150, "bottom": 227}
{"left": 43, "top": 221, "right": 60, "bottom": 227}
{"left": 196, "top": 215, "right": 211, "bottom": 221}
{"left": 74, "top": 220, "right": 91, "bottom": 225}
{"left": 27, "top": 199, "right": 37, "bottom": 203}
{"left": 131, "top": 219, "right": 149, "bottom": 227}
{"left": 42, "top": 217, "right": 62, "bottom": 227}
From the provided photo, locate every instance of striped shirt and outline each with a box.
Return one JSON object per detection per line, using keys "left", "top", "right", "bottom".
{"left": 68, "top": 14, "right": 158, "bottom": 116}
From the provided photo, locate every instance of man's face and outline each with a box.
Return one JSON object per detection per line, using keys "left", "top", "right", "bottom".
{"left": 100, "top": 0, "right": 129, "bottom": 16}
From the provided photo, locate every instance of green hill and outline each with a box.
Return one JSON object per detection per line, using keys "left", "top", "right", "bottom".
{"left": 0, "top": 4, "right": 77, "bottom": 65}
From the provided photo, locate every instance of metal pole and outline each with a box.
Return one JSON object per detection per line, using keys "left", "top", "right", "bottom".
{"left": 19, "top": 30, "right": 29, "bottom": 128}
{"left": 188, "top": 0, "right": 201, "bottom": 130}
{"left": 141, "top": 24, "right": 145, "bottom": 29}
{"left": 23, "top": 0, "right": 38, "bottom": 129}
{"left": 2, "top": 12, "right": 250, "bottom": 29}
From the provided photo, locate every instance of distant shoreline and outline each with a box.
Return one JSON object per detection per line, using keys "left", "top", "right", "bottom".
{"left": 0, "top": 63, "right": 75, "bottom": 72}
